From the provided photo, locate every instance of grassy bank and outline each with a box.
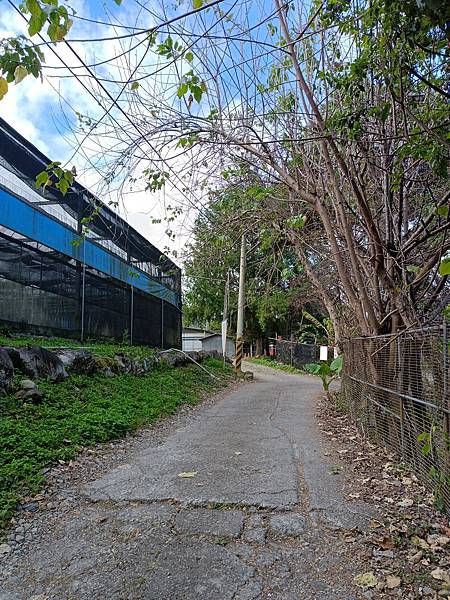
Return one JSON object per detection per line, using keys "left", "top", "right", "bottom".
{"left": 246, "top": 356, "right": 305, "bottom": 375}
{"left": 0, "top": 358, "right": 233, "bottom": 528}
{"left": 0, "top": 334, "right": 157, "bottom": 360}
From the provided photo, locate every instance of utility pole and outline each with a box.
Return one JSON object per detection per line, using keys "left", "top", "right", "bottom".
{"left": 235, "top": 233, "right": 246, "bottom": 373}
{"left": 222, "top": 271, "right": 230, "bottom": 366}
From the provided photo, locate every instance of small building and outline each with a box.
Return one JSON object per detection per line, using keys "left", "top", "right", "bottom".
{"left": 201, "top": 333, "right": 235, "bottom": 358}
{"left": 182, "top": 326, "right": 215, "bottom": 352}
{"left": 182, "top": 326, "right": 235, "bottom": 358}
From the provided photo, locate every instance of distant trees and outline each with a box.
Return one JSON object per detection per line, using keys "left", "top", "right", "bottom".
{"left": 183, "top": 186, "right": 328, "bottom": 350}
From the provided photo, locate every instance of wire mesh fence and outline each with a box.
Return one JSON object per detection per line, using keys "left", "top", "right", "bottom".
{"left": 342, "top": 324, "right": 450, "bottom": 510}
{"left": 276, "top": 340, "right": 334, "bottom": 369}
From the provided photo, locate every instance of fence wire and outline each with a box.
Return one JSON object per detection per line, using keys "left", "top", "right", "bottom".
{"left": 0, "top": 233, "right": 181, "bottom": 348}
{"left": 342, "top": 325, "right": 450, "bottom": 510}
{"left": 276, "top": 340, "right": 335, "bottom": 369}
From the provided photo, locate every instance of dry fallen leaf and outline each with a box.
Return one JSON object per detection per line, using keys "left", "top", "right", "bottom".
{"left": 369, "top": 519, "right": 383, "bottom": 529}
{"left": 427, "top": 534, "right": 450, "bottom": 547}
{"left": 397, "top": 498, "right": 414, "bottom": 508}
{"left": 177, "top": 471, "right": 198, "bottom": 478}
{"left": 411, "top": 535, "right": 430, "bottom": 549}
{"left": 353, "top": 572, "right": 378, "bottom": 589}
{"left": 376, "top": 536, "right": 396, "bottom": 550}
{"left": 386, "top": 575, "right": 401, "bottom": 589}
{"left": 431, "top": 568, "right": 450, "bottom": 584}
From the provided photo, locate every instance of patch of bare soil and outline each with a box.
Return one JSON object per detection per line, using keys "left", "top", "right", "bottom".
{"left": 316, "top": 394, "right": 450, "bottom": 599}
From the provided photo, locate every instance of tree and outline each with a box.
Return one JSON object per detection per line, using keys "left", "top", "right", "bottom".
{"left": 183, "top": 185, "right": 320, "bottom": 352}
{"left": 3, "top": 0, "right": 449, "bottom": 345}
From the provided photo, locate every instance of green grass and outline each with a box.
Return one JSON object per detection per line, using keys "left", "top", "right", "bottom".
{"left": 246, "top": 356, "right": 306, "bottom": 375}
{"left": 0, "top": 334, "right": 157, "bottom": 360}
{"left": 0, "top": 358, "right": 233, "bottom": 529}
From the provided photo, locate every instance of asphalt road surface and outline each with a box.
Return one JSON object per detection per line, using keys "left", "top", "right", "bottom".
{"left": 0, "top": 362, "right": 375, "bottom": 600}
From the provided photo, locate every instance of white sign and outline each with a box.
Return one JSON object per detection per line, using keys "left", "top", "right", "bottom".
{"left": 221, "top": 319, "right": 227, "bottom": 357}
{"left": 319, "top": 345, "right": 328, "bottom": 361}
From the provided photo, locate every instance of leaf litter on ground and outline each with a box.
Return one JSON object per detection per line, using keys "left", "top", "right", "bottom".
{"left": 316, "top": 395, "right": 450, "bottom": 599}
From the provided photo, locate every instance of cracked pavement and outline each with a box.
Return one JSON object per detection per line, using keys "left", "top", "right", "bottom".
{"left": 0, "top": 362, "right": 375, "bottom": 599}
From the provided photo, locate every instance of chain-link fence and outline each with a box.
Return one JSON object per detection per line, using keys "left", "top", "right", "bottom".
{"left": 276, "top": 340, "right": 320, "bottom": 369}
{"left": 342, "top": 325, "right": 450, "bottom": 509}
{"left": 276, "top": 339, "right": 334, "bottom": 369}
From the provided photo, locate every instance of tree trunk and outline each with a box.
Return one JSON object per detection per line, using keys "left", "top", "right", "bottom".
{"left": 255, "top": 337, "right": 264, "bottom": 356}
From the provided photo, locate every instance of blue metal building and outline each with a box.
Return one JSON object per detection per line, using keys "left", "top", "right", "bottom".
{"left": 0, "top": 118, "right": 182, "bottom": 347}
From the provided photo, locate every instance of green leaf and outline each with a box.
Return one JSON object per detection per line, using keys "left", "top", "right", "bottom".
{"left": 35, "top": 171, "right": 50, "bottom": 189}
{"left": 192, "top": 85, "right": 203, "bottom": 102}
{"left": 130, "top": 81, "right": 139, "bottom": 90}
{"left": 28, "top": 11, "right": 47, "bottom": 36}
{"left": 439, "top": 258, "right": 450, "bottom": 276}
{"left": 406, "top": 265, "right": 420, "bottom": 273}
{"left": 63, "top": 170, "right": 74, "bottom": 184}
{"left": 0, "top": 78, "right": 8, "bottom": 100}
{"left": 330, "top": 354, "right": 343, "bottom": 373}
{"left": 26, "top": 0, "right": 42, "bottom": 18}
{"left": 113, "top": 0, "right": 122, "bottom": 4}
{"left": 14, "top": 65, "right": 28, "bottom": 84}
{"left": 436, "top": 205, "right": 449, "bottom": 217}
{"left": 304, "top": 363, "right": 321, "bottom": 375}
{"left": 286, "top": 215, "right": 307, "bottom": 230}
{"left": 57, "top": 178, "right": 69, "bottom": 195}
{"left": 185, "top": 51, "right": 194, "bottom": 63}
{"left": 192, "top": 0, "right": 203, "bottom": 8}
{"left": 421, "top": 443, "right": 431, "bottom": 456}
{"left": 177, "top": 82, "right": 189, "bottom": 98}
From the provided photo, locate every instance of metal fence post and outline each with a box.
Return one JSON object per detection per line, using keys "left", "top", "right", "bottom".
{"left": 443, "top": 320, "right": 449, "bottom": 475}
{"left": 161, "top": 298, "right": 164, "bottom": 349}
{"left": 397, "top": 334, "right": 405, "bottom": 457}
{"left": 130, "top": 284, "right": 134, "bottom": 346}
{"left": 80, "top": 241, "right": 86, "bottom": 343}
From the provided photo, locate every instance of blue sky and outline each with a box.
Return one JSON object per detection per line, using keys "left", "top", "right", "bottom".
{"left": 0, "top": 0, "right": 297, "bottom": 254}
{"left": 0, "top": 0, "right": 187, "bottom": 250}
{"left": 0, "top": 0, "right": 153, "bottom": 157}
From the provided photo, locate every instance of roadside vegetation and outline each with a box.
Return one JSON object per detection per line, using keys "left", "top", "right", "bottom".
{"left": 246, "top": 356, "right": 305, "bottom": 375}
{"left": 0, "top": 357, "right": 233, "bottom": 529}
{"left": 0, "top": 334, "right": 157, "bottom": 360}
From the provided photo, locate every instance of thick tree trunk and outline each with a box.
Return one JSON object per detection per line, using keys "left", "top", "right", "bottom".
{"left": 255, "top": 337, "right": 264, "bottom": 356}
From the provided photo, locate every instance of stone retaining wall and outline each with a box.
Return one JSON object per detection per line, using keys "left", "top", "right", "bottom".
{"left": 0, "top": 345, "right": 223, "bottom": 398}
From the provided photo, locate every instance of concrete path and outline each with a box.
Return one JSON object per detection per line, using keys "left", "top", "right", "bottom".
{"left": 0, "top": 363, "right": 374, "bottom": 600}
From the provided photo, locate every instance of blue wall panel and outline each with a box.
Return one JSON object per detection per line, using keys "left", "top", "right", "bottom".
{"left": 0, "top": 187, "right": 179, "bottom": 307}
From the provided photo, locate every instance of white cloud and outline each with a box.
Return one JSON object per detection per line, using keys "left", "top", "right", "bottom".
{"left": 0, "top": 0, "right": 196, "bottom": 259}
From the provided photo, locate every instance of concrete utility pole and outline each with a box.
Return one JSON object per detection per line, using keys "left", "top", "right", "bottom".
{"left": 235, "top": 233, "right": 246, "bottom": 373}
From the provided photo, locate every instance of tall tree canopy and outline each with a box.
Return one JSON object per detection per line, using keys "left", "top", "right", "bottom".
{"left": 3, "top": 0, "right": 449, "bottom": 343}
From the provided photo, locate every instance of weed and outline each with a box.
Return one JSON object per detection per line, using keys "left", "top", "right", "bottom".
{"left": 214, "top": 537, "right": 229, "bottom": 546}
{"left": 246, "top": 357, "right": 305, "bottom": 375}
{"left": 0, "top": 334, "right": 157, "bottom": 360}
{"left": 304, "top": 355, "right": 343, "bottom": 394}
